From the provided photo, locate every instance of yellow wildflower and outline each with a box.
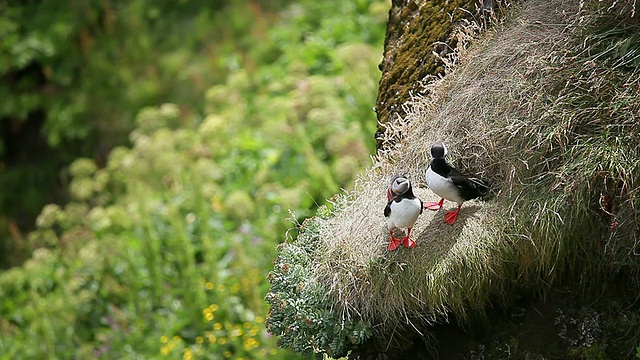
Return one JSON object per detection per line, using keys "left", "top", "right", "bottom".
{"left": 230, "top": 328, "right": 242, "bottom": 338}
{"left": 161, "top": 345, "right": 170, "bottom": 356}
{"left": 183, "top": 348, "right": 193, "bottom": 360}
{"left": 248, "top": 327, "right": 259, "bottom": 337}
{"left": 244, "top": 338, "right": 259, "bottom": 350}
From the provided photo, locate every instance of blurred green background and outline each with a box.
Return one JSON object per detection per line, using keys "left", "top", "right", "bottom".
{"left": 0, "top": 0, "right": 388, "bottom": 358}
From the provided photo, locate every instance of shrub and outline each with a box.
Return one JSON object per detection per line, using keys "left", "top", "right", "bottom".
{"left": 266, "top": 213, "right": 372, "bottom": 358}
{"left": 0, "top": 0, "right": 388, "bottom": 358}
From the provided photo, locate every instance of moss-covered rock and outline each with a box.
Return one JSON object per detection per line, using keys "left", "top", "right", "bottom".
{"left": 374, "top": 0, "right": 482, "bottom": 148}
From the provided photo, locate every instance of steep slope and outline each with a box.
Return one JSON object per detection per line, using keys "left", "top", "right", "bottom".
{"left": 267, "top": 0, "right": 640, "bottom": 358}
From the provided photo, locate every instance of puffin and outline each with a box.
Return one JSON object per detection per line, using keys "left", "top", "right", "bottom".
{"left": 384, "top": 175, "right": 423, "bottom": 251}
{"left": 424, "top": 142, "right": 489, "bottom": 225}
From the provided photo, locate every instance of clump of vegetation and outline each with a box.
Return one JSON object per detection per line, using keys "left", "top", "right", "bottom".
{"left": 0, "top": 0, "right": 287, "bottom": 266}
{"left": 266, "top": 212, "right": 372, "bottom": 357}
{"left": 266, "top": 0, "right": 640, "bottom": 357}
{"left": 0, "top": 0, "right": 388, "bottom": 358}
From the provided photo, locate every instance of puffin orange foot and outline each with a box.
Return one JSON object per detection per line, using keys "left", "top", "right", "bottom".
{"left": 425, "top": 198, "right": 444, "bottom": 211}
{"left": 388, "top": 238, "right": 402, "bottom": 251}
{"left": 444, "top": 210, "right": 460, "bottom": 224}
{"left": 402, "top": 236, "right": 417, "bottom": 248}
{"left": 388, "top": 231, "right": 402, "bottom": 251}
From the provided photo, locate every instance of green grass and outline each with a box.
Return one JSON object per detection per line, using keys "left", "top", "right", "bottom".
{"left": 266, "top": 0, "right": 640, "bottom": 356}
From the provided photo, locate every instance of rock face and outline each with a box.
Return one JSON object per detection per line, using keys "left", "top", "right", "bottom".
{"left": 374, "top": 0, "right": 481, "bottom": 148}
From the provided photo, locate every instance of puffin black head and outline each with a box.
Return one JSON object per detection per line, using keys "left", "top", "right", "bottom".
{"left": 390, "top": 175, "right": 410, "bottom": 196}
{"left": 430, "top": 142, "right": 448, "bottom": 159}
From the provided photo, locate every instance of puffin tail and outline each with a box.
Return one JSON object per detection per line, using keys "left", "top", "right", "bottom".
{"left": 469, "top": 177, "right": 490, "bottom": 197}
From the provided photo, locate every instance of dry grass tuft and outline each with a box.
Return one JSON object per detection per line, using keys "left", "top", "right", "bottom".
{"left": 270, "top": 0, "right": 640, "bottom": 354}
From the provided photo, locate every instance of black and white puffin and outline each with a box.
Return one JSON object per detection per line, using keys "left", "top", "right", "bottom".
{"left": 424, "top": 142, "right": 489, "bottom": 225}
{"left": 384, "top": 175, "right": 423, "bottom": 251}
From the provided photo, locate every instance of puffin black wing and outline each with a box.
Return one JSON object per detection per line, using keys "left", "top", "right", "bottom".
{"left": 450, "top": 173, "right": 489, "bottom": 201}
{"left": 384, "top": 201, "right": 392, "bottom": 217}
{"left": 468, "top": 177, "right": 489, "bottom": 196}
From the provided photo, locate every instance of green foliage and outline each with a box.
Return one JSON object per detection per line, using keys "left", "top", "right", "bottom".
{"left": 0, "top": 0, "right": 268, "bottom": 265}
{"left": 1, "top": 122, "right": 287, "bottom": 358}
{"left": 0, "top": 0, "right": 384, "bottom": 151}
{"left": 0, "top": 1, "right": 250, "bottom": 148}
{"left": 0, "top": 0, "right": 387, "bottom": 358}
{"left": 266, "top": 215, "right": 372, "bottom": 358}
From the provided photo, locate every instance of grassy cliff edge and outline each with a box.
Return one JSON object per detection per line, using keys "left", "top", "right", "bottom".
{"left": 266, "top": 0, "right": 640, "bottom": 358}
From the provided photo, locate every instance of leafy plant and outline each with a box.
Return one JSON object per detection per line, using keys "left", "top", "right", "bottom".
{"left": 0, "top": 0, "right": 388, "bottom": 358}
{"left": 266, "top": 214, "right": 372, "bottom": 358}
{"left": 0, "top": 0, "right": 291, "bottom": 263}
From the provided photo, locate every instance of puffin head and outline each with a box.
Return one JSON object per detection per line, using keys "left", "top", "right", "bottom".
{"left": 390, "top": 175, "right": 410, "bottom": 196}
{"left": 430, "top": 142, "right": 448, "bottom": 159}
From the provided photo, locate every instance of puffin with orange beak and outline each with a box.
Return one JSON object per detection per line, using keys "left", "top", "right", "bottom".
{"left": 384, "top": 175, "right": 423, "bottom": 251}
